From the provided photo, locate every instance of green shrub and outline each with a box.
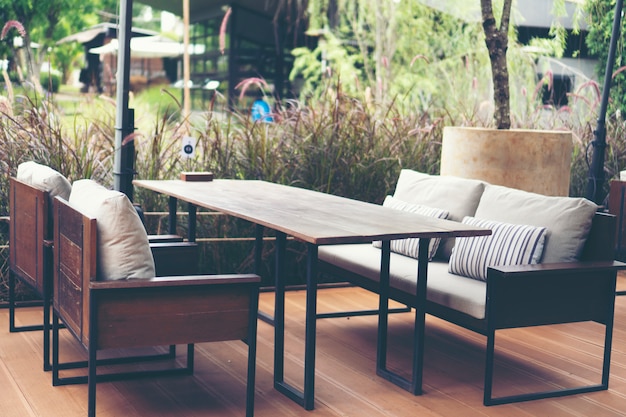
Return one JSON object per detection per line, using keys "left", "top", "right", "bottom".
{"left": 40, "top": 71, "right": 61, "bottom": 93}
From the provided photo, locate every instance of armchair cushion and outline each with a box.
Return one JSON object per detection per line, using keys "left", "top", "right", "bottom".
{"left": 372, "top": 195, "right": 448, "bottom": 260}
{"left": 17, "top": 161, "right": 71, "bottom": 200}
{"left": 448, "top": 216, "right": 547, "bottom": 281}
{"left": 69, "top": 179, "right": 155, "bottom": 281}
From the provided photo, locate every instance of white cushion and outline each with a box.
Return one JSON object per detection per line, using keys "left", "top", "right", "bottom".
{"left": 372, "top": 195, "right": 449, "bottom": 260}
{"left": 69, "top": 179, "right": 155, "bottom": 281}
{"left": 17, "top": 161, "right": 71, "bottom": 200}
{"left": 393, "top": 169, "right": 485, "bottom": 260}
{"left": 448, "top": 217, "right": 547, "bottom": 281}
{"left": 474, "top": 184, "right": 597, "bottom": 263}
{"left": 319, "top": 244, "right": 487, "bottom": 319}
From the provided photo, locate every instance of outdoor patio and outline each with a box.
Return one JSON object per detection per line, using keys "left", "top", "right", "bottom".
{"left": 1, "top": 276, "right": 626, "bottom": 417}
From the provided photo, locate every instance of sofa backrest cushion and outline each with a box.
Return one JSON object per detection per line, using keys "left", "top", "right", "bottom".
{"left": 372, "top": 195, "right": 449, "bottom": 260}
{"left": 393, "top": 169, "right": 485, "bottom": 260}
{"left": 474, "top": 184, "right": 597, "bottom": 263}
{"left": 17, "top": 161, "right": 71, "bottom": 201}
{"left": 69, "top": 179, "right": 155, "bottom": 281}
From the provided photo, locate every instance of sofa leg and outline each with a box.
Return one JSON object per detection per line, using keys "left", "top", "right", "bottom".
{"left": 88, "top": 293, "right": 98, "bottom": 417}
{"left": 483, "top": 330, "right": 496, "bottom": 406}
{"left": 484, "top": 324, "right": 612, "bottom": 406}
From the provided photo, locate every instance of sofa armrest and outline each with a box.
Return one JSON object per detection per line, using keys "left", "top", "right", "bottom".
{"left": 485, "top": 261, "right": 625, "bottom": 329}
{"left": 488, "top": 260, "right": 626, "bottom": 277}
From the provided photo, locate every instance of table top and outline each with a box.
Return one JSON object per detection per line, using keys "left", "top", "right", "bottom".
{"left": 134, "top": 179, "right": 491, "bottom": 245}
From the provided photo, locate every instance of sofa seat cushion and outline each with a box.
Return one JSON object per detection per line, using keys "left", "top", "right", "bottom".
{"left": 392, "top": 169, "right": 485, "bottom": 260}
{"left": 474, "top": 184, "right": 597, "bottom": 263}
{"left": 69, "top": 179, "right": 155, "bottom": 281}
{"left": 319, "top": 244, "right": 487, "bottom": 320}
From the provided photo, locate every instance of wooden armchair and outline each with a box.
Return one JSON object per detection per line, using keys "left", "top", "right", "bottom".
{"left": 8, "top": 175, "right": 193, "bottom": 371}
{"left": 52, "top": 196, "right": 260, "bottom": 417}
{"left": 8, "top": 177, "right": 54, "bottom": 370}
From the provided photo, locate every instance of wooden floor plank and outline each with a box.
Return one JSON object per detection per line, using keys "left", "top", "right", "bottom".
{"left": 2, "top": 278, "right": 626, "bottom": 417}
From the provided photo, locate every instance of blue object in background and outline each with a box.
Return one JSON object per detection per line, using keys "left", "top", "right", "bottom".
{"left": 251, "top": 99, "right": 274, "bottom": 122}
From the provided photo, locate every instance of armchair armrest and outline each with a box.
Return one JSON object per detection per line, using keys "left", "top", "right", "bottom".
{"left": 89, "top": 273, "right": 261, "bottom": 290}
{"left": 485, "top": 261, "right": 625, "bottom": 329}
{"left": 87, "top": 274, "right": 261, "bottom": 349}
{"left": 147, "top": 234, "right": 184, "bottom": 243}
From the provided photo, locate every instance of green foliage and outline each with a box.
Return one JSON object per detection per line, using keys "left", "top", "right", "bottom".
{"left": 40, "top": 70, "right": 61, "bottom": 93}
{"left": 292, "top": 0, "right": 537, "bottom": 121}
{"left": 1, "top": 0, "right": 624, "bottom": 291}
{"left": 585, "top": 0, "right": 626, "bottom": 115}
{"left": 290, "top": 32, "right": 362, "bottom": 100}
{"left": 1, "top": 65, "right": 625, "bottom": 292}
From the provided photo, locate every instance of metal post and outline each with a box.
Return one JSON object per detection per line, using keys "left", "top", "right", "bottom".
{"left": 113, "top": 0, "right": 134, "bottom": 199}
{"left": 586, "top": 0, "right": 624, "bottom": 204}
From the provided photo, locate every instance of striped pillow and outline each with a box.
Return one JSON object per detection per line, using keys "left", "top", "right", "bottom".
{"left": 373, "top": 195, "right": 449, "bottom": 260}
{"left": 448, "top": 216, "right": 547, "bottom": 281}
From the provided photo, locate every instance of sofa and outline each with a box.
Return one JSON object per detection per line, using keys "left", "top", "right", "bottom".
{"left": 318, "top": 169, "right": 625, "bottom": 405}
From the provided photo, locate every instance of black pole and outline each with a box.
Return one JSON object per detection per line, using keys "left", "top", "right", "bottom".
{"left": 114, "top": 0, "right": 134, "bottom": 200}
{"left": 586, "top": 0, "right": 624, "bottom": 204}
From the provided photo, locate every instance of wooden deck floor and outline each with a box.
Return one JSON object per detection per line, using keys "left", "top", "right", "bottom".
{"left": 2, "top": 278, "right": 626, "bottom": 417}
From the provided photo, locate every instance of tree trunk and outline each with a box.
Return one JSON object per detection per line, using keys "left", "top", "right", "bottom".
{"left": 481, "top": 0, "right": 512, "bottom": 130}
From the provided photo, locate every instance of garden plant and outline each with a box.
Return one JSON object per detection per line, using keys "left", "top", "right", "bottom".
{"left": 2, "top": 2, "right": 626, "bottom": 298}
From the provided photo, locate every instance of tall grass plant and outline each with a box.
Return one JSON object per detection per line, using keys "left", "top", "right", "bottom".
{"left": 1, "top": 72, "right": 625, "bottom": 293}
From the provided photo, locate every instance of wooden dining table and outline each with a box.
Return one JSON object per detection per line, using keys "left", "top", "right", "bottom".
{"left": 133, "top": 178, "right": 491, "bottom": 410}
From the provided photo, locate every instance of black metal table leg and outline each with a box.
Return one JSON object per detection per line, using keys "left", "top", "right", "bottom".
{"left": 255, "top": 225, "right": 276, "bottom": 325}
{"left": 167, "top": 196, "right": 177, "bottom": 235}
{"left": 377, "top": 238, "right": 429, "bottom": 395}
{"left": 274, "top": 235, "right": 317, "bottom": 410}
{"left": 187, "top": 203, "right": 196, "bottom": 243}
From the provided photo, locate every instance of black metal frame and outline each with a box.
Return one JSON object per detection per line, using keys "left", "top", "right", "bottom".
{"left": 614, "top": 184, "right": 626, "bottom": 296}
{"left": 482, "top": 320, "right": 615, "bottom": 406}
{"left": 376, "top": 239, "right": 429, "bottom": 395}
{"left": 8, "top": 262, "right": 53, "bottom": 371}
{"left": 271, "top": 233, "right": 318, "bottom": 409}
{"left": 481, "top": 273, "right": 617, "bottom": 406}
{"left": 51, "top": 312, "right": 186, "bottom": 388}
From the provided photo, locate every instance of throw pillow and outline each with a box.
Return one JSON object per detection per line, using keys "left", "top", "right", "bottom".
{"left": 448, "top": 216, "right": 547, "bottom": 281}
{"left": 392, "top": 169, "right": 485, "bottom": 260}
{"left": 69, "top": 179, "right": 155, "bottom": 281}
{"left": 373, "top": 195, "right": 449, "bottom": 260}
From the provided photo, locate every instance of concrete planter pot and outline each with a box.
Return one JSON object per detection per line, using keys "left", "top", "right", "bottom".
{"left": 440, "top": 126, "right": 573, "bottom": 196}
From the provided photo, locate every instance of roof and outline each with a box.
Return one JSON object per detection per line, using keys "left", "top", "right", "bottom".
{"left": 416, "top": 0, "right": 587, "bottom": 30}
{"left": 89, "top": 35, "right": 205, "bottom": 58}
{"left": 57, "top": 22, "right": 158, "bottom": 45}
{"left": 138, "top": 0, "right": 290, "bottom": 23}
